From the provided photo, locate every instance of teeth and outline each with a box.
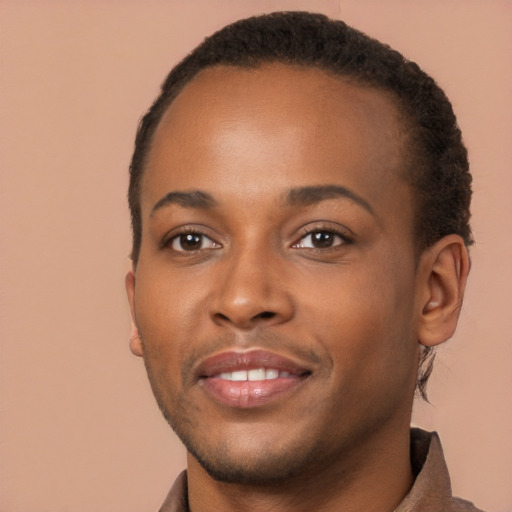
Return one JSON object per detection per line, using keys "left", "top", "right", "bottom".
{"left": 265, "top": 369, "right": 279, "bottom": 379}
{"left": 248, "top": 368, "right": 266, "bottom": 381}
{"left": 217, "top": 368, "right": 289, "bottom": 381}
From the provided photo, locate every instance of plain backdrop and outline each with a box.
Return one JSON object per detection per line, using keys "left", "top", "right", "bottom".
{"left": 1, "top": 1, "right": 511, "bottom": 511}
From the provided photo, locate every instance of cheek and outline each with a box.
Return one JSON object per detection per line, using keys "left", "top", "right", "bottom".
{"left": 135, "top": 260, "right": 206, "bottom": 332}
{"left": 134, "top": 276, "right": 190, "bottom": 410}
{"left": 134, "top": 268, "right": 196, "bottom": 374}
{"left": 298, "top": 255, "right": 417, "bottom": 379}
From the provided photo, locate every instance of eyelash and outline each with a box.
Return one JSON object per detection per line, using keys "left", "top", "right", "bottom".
{"left": 292, "top": 225, "right": 353, "bottom": 250}
{"left": 162, "top": 228, "right": 221, "bottom": 253}
{"left": 161, "top": 225, "right": 353, "bottom": 254}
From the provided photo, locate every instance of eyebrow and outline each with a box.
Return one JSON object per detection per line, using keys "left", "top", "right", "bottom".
{"left": 150, "top": 185, "right": 374, "bottom": 217}
{"left": 150, "top": 190, "right": 217, "bottom": 216}
{"left": 286, "top": 185, "right": 375, "bottom": 215}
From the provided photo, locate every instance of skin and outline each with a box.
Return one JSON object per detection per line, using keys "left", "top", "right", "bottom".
{"left": 126, "top": 64, "right": 469, "bottom": 512}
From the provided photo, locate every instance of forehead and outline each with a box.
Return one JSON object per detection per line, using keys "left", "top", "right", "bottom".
{"left": 142, "top": 63, "right": 411, "bottom": 221}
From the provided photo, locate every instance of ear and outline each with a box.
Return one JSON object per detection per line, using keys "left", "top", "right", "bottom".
{"left": 417, "top": 235, "right": 470, "bottom": 347}
{"left": 125, "top": 269, "right": 144, "bottom": 357}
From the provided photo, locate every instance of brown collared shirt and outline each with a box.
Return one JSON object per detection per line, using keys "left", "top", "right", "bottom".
{"left": 157, "top": 429, "right": 484, "bottom": 512}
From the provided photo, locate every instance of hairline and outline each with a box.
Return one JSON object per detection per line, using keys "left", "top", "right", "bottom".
{"left": 132, "top": 60, "right": 423, "bottom": 264}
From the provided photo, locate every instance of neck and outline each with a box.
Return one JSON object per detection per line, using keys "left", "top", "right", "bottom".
{"left": 186, "top": 420, "right": 414, "bottom": 512}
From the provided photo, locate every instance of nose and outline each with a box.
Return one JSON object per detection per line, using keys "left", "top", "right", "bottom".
{"left": 209, "top": 245, "right": 294, "bottom": 330}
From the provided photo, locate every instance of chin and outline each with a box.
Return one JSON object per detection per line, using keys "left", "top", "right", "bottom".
{"left": 148, "top": 381, "right": 330, "bottom": 485}
{"left": 186, "top": 441, "right": 319, "bottom": 485}
{"left": 174, "top": 415, "right": 340, "bottom": 486}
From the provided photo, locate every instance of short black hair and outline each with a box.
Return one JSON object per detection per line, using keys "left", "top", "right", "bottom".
{"left": 128, "top": 11, "right": 473, "bottom": 399}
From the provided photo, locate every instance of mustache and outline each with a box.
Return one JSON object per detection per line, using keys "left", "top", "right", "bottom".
{"left": 180, "top": 330, "right": 328, "bottom": 384}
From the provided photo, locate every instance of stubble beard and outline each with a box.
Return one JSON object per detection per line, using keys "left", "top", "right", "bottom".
{"left": 146, "top": 372, "right": 340, "bottom": 486}
{"left": 155, "top": 391, "right": 336, "bottom": 486}
{"left": 140, "top": 334, "right": 342, "bottom": 486}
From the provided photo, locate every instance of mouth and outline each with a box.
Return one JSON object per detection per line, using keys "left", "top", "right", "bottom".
{"left": 213, "top": 368, "right": 295, "bottom": 381}
{"left": 196, "top": 349, "right": 312, "bottom": 408}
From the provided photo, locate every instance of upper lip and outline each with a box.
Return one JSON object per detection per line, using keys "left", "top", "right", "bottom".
{"left": 196, "top": 349, "right": 312, "bottom": 379}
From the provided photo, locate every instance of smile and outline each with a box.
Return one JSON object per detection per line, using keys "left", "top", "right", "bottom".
{"left": 215, "top": 369, "right": 292, "bottom": 381}
{"left": 196, "top": 350, "right": 311, "bottom": 408}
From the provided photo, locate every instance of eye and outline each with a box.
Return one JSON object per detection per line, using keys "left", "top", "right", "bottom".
{"left": 170, "top": 232, "right": 220, "bottom": 252}
{"left": 293, "top": 230, "right": 346, "bottom": 249}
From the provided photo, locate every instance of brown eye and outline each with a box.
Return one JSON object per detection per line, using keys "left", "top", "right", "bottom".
{"left": 294, "top": 230, "right": 345, "bottom": 249}
{"left": 311, "top": 231, "right": 336, "bottom": 248}
{"left": 170, "top": 233, "right": 219, "bottom": 252}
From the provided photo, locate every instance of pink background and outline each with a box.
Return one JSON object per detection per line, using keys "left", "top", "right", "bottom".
{"left": 1, "top": 1, "right": 511, "bottom": 511}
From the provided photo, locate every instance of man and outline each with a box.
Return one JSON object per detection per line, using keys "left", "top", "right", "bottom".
{"left": 125, "top": 12, "right": 482, "bottom": 512}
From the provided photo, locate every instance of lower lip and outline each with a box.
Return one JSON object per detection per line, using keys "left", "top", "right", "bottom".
{"left": 200, "top": 376, "right": 307, "bottom": 408}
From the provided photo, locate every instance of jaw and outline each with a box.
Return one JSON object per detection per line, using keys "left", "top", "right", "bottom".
{"left": 158, "top": 359, "right": 416, "bottom": 484}
{"left": 184, "top": 403, "right": 415, "bottom": 512}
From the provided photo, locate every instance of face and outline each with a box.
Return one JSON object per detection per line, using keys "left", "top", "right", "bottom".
{"left": 127, "top": 64, "right": 424, "bottom": 484}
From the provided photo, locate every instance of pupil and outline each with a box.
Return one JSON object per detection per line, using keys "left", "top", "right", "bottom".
{"left": 181, "top": 233, "right": 201, "bottom": 249}
{"left": 313, "top": 231, "right": 333, "bottom": 248}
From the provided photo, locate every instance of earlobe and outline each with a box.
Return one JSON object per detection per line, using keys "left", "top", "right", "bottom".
{"left": 417, "top": 235, "right": 470, "bottom": 347}
{"left": 125, "top": 270, "right": 144, "bottom": 357}
{"left": 129, "top": 322, "right": 144, "bottom": 357}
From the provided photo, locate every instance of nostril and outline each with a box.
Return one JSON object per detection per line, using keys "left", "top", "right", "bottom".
{"left": 212, "top": 309, "right": 281, "bottom": 328}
